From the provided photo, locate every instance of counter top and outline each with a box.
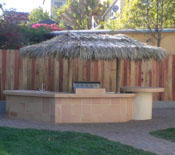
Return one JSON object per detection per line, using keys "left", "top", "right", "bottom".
{"left": 121, "top": 86, "right": 164, "bottom": 93}
{"left": 3, "top": 90, "right": 136, "bottom": 98}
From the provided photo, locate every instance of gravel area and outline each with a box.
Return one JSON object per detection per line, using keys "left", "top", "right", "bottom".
{"left": 1, "top": 108, "right": 175, "bottom": 155}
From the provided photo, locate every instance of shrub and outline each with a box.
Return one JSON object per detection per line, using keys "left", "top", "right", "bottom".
{"left": 20, "top": 26, "right": 53, "bottom": 45}
{"left": 0, "top": 11, "right": 61, "bottom": 49}
{"left": 0, "top": 14, "right": 24, "bottom": 49}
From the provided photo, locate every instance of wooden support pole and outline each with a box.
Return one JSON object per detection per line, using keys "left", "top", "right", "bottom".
{"left": 116, "top": 58, "right": 121, "bottom": 93}
{"left": 68, "top": 59, "right": 73, "bottom": 92}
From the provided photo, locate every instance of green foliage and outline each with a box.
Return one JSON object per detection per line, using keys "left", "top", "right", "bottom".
{"left": 151, "top": 128, "right": 175, "bottom": 142}
{"left": 28, "top": 7, "right": 50, "bottom": 24}
{"left": 0, "top": 127, "right": 155, "bottom": 155}
{"left": 106, "top": 0, "right": 175, "bottom": 30}
{"left": 20, "top": 26, "right": 53, "bottom": 45}
{"left": 54, "top": 0, "right": 111, "bottom": 30}
{"left": 51, "top": 6, "right": 60, "bottom": 22}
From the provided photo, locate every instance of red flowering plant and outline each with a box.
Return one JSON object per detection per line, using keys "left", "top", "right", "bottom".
{"left": 20, "top": 23, "right": 62, "bottom": 45}
{"left": 32, "top": 23, "right": 62, "bottom": 31}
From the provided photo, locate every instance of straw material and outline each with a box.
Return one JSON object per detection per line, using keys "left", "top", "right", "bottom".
{"left": 20, "top": 33, "right": 166, "bottom": 61}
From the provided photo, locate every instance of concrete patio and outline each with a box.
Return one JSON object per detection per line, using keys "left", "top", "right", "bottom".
{"left": 0, "top": 106, "right": 175, "bottom": 155}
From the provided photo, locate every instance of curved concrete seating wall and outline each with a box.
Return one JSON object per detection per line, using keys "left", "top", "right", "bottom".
{"left": 4, "top": 90, "right": 135, "bottom": 123}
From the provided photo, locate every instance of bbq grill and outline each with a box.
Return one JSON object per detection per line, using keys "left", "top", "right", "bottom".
{"left": 73, "top": 82, "right": 101, "bottom": 92}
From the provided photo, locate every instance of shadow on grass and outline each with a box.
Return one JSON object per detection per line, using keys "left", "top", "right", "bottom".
{"left": 0, "top": 126, "right": 156, "bottom": 155}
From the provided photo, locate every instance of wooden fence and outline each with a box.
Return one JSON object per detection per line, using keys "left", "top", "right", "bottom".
{"left": 0, "top": 50, "right": 175, "bottom": 101}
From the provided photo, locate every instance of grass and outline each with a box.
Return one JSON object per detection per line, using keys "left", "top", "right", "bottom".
{"left": 150, "top": 128, "right": 175, "bottom": 142}
{"left": 0, "top": 127, "right": 155, "bottom": 155}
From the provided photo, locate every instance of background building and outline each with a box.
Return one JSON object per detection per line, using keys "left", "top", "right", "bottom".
{"left": 51, "top": 0, "right": 67, "bottom": 9}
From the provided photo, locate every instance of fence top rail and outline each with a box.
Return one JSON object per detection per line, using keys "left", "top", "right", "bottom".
{"left": 51, "top": 29, "right": 175, "bottom": 35}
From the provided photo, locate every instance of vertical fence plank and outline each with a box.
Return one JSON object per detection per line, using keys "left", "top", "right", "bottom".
{"left": 90, "top": 61, "right": 94, "bottom": 82}
{"left": 99, "top": 60, "right": 104, "bottom": 88}
{"left": 127, "top": 61, "right": 131, "bottom": 86}
{"left": 5, "top": 50, "right": 10, "bottom": 89}
{"left": 21, "top": 58, "right": 27, "bottom": 89}
{"left": 9, "top": 50, "right": 15, "bottom": 89}
{"left": 152, "top": 60, "right": 157, "bottom": 100}
{"left": 48, "top": 58, "right": 55, "bottom": 91}
{"left": 78, "top": 59, "right": 83, "bottom": 82}
{"left": 162, "top": 58, "right": 168, "bottom": 101}
{"left": 59, "top": 59, "right": 63, "bottom": 92}
{"left": 31, "top": 59, "right": 35, "bottom": 90}
{"left": 138, "top": 61, "right": 142, "bottom": 86}
{"left": 0, "top": 50, "right": 2, "bottom": 100}
{"left": 94, "top": 61, "right": 98, "bottom": 82}
{"left": 168, "top": 56, "right": 173, "bottom": 100}
{"left": 42, "top": 58, "right": 48, "bottom": 90}
{"left": 18, "top": 54, "right": 22, "bottom": 89}
{"left": 144, "top": 60, "right": 151, "bottom": 87}
{"left": 123, "top": 60, "right": 127, "bottom": 86}
{"left": 86, "top": 61, "right": 90, "bottom": 81}
{"left": 14, "top": 51, "right": 19, "bottom": 89}
{"left": 98, "top": 60, "right": 104, "bottom": 88}
{"left": 103, "top": 61, "right": 110, "bottom": 91}
{"left": 54, "top": 59, "right": 60, "bottom": 92}
{"left": 130, "top": 61, "right": 135, "bottom": 86}
{"left": 120, "top": 60, "right": 124, "bottom": 86}
{"left": 110, "top": 60, "right": 116, "bottom": 92}
{"left": 63, "top": 59, "right": 68, "bottom": 92}
{"left": 172, "top": 56, "right": 175, "bottom": 100}
{"left": 2, "top": 50, "right": 6, "bottom": 100}
{"left": 72, "top": 59, "right": 78, "bottom": 82}
{"left": 135, "top": 61, "right": 142, "bottom": 86}
{"left": 141, "top": 60, "right": 145, "bottom": 86}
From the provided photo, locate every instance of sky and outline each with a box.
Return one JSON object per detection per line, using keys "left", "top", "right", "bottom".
{"left": 0, "top": 0, "right": 120, "bottom": 15}
{"left": 0, "top": 0, "right": 51, "bottom": 13}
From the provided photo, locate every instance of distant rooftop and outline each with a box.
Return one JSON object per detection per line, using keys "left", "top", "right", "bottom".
{"left": 38, "top": 19, "right": 58, "bottom": 25}
{"left": 4, "top": 11, "right": 29, "bottom": 16}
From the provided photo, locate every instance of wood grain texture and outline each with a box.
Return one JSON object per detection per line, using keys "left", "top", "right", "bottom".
{"left": 172, "top": 56, "right": 175, "bottom": 100}
{"left": 0, "top": 50, "right": 174, "bottom": 101}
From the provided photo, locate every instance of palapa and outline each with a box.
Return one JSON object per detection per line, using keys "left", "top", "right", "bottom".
{"left": 20, "top": 33, "right": 167, "bottom": 93}
{"left": 20, "top": 33, "right": 166, "bottom": 61}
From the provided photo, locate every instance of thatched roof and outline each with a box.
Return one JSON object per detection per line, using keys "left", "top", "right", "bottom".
{"left": 20, "top": 33, "right": 166, "bottom": 61}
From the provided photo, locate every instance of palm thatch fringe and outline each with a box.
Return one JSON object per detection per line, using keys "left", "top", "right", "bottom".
{"left": 20, "top": 33, "right": 166, "bottom": 61}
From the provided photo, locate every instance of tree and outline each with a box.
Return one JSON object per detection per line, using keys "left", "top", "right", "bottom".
{"left": 0, "top": 9, "right": 26, "bottom": 49}
{"left": 28, "top": 7, "right": 50, "bottom": 24}
{"left": 106, "top": 0, "right": 175, "bottom": 47}
{"left": 54, "top": 0, "right": 111, "bottom": 30}
{"left": 0, "top": 3, "right": 3, "bottom": 11}
{"left": 0, "top": 2, "right": 5, "bottom": 15}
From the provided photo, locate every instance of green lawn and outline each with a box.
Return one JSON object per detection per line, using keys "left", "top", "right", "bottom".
{"left": 150, "top": 128, "right": 175, "bottom": 142}
{"left": 0, "top": 127, "right": 155, "bottom": 155}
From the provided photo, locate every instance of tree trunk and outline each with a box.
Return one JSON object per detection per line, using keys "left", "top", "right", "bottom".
{"left": 157, "top": 38, "right": 161, "bottom": 47}
{"left": 68, "top": 59, "right": 73, "bottom": 92}
{"left": 116, "top": 58, "right": 121, "bottom": 93}
{"left": 157, "top": 31, "right": 161, "bottom": 47}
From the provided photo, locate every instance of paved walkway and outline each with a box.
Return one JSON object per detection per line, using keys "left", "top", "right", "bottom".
{"left": 1, "top": 108, "right": 175, "bottom": 155}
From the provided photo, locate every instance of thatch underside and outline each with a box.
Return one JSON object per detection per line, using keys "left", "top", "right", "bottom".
{"left": 20, "top": 33, "right": 166, "bottom": 61}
